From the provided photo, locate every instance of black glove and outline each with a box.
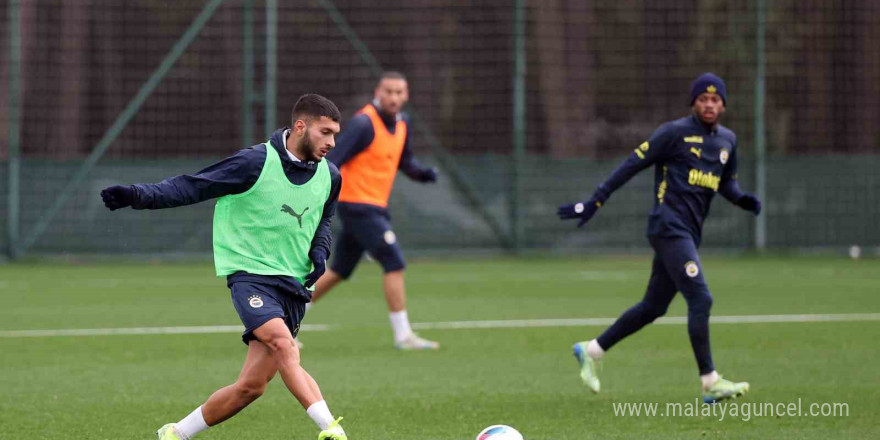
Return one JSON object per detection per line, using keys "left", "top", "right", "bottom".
{"left": 420, "top": 167, "right": 438, "bottom": 183}
{"left": 557, "top": 198, "right": 601, "bottom": 228}
{"left": 737, "top": 193, "right": 762, "bottom": 216}
{"left": 303, "top": 250, "right": 327, "bottom": 288}
{"left": 101, "top": 185, "right": 136, "bottom": 211}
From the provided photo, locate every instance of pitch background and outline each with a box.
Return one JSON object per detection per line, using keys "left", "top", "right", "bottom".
{"left": 2, "top": 256, "right": 877, "bottom": 439}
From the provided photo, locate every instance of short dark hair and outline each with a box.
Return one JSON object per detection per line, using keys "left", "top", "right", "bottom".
{"left": 291, "top": 94, "right": 341, "bottom": 124}
{"left": 377, "top": 71, "right": 407, "bottom": 87}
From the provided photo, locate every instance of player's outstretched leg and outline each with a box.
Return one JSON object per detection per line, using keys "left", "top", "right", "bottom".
{"left": 684, "top": 292, "right": 750, "bottom": 404}
{"left": 254, "top": 318, "right": 347, "bottom": 439}
{"left": 156, "top": 339, "right": 278, "bottom": 439}
{"left": 572, "top": 255, "right": 677, "bottom": 392}
{"left": 653, "top": 236, "right": 750, "bottom": 403}
{"left": 384, "top": 270, "right": 439, "bottom": 350}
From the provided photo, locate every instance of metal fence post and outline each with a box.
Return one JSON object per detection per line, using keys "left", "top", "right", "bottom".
{"left": 265, "top": 0, "right": 278, "bottom": 135}
{"left": 243, "top": 0, "right": 255, "bottom": 145}
{"left": 6, "top": 0, "right": 22, "bottom": 260}
{"left": 754, "top": 0, "right": 767, "bottom": 250}
{"left": 511, "top": 0, "right": 527, "bottom": 252}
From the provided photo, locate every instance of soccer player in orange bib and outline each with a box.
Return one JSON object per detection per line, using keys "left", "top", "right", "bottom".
{"left": 311, "top": 72, "right": 440, "bottom": 350}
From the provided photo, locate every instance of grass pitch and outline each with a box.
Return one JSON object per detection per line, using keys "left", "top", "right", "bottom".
{"left": 1, "top": 255, "right": 878, "bottom": 439}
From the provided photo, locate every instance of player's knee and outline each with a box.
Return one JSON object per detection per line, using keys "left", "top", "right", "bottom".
{"left": 378, "top": 254, "right": 406, "bottom": 273}
{"left": 234, "top": 378, "right": 267, "bottom": 402}
{"left": 688, "top": 291, "right": 713, "bottom": 315}
{"left": 638, "top": 301, "right": 669, "bottom": 320}
{"left": 265, "top": 336, "right": 300, "bottom": 363}
{"left": 371, "top": 244, "right": 405, "bottom": 273}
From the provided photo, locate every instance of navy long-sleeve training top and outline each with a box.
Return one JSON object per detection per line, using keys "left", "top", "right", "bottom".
{"left": 129, "top": 128, "right": 342, "bottom": 297}
{"left": 591, "top": 114, "right": 747, "bottom": 244}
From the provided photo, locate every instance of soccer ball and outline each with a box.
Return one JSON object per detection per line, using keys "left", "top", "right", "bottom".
{"left": 475, "top": 425, "right": 524, "bottom": 440}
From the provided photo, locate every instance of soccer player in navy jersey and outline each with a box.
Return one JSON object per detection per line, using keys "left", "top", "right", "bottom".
{"left": 558, "top": 73, "right": 761, "bottom": 403}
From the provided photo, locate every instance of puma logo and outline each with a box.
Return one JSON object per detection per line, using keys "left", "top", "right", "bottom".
{"left": 690, "top": 147, "right": 702, "bottom": 158}
{"left": 281, "top": 204, "right": 309, "bottom": 227}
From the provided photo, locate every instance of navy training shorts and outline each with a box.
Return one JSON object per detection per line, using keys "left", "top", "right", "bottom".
{"left": 330, "top": 204, "right": 406, "bottom": 278}
{"left": 230, "top": 281, "right": 306, "bottom": 345}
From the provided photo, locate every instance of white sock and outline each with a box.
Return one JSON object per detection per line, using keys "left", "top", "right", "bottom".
{"left": 175, "top": 406, "right": 209, "bottom": 440}
{"left": 701, "top": 370, "right": 720, "bottom": 390}
{"left": 586, "top": 339, "right": 605, "bottom": 360}
{"left": 389, "top": 310, "right": 414, "bottom": 342}
{"left": 305, "top": 302, "right": 313, "bottom": 312}
{"left": 306, "top": 400, "right": 335, "bottom": 430}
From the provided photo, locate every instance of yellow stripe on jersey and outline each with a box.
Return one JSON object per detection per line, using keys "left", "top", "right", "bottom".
{"left": 657, "top": 166, "right": 668, "bottom": 203}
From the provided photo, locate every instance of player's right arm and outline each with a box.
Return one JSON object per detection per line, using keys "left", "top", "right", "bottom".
{"left": 718, "top": 143, "right": 762, "bottom": 215}
{"left": 397, "top": 113, "right": 438, "bottom": 183}
{"left": 100, "top": 147, "right": 264, "bottom": 210}
{"left": 558, "top": 123, "right": 674, "bottom": 227}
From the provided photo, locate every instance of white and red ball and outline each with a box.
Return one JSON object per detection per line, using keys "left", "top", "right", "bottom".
{"left": 476, "top": 425, "right": 523, "bottom": 440}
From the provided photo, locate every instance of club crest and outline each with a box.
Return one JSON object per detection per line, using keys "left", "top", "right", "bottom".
{"left": 384, "top": 230, "right": 397, "bottom": 245}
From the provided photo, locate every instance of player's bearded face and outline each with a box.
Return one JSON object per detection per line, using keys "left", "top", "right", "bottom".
{"left": 375, "top": 78, "right": 409, "bottom": 115}
{"left": 692, "top": 93, "right": 725, "bottom": 125}
{"left": 298, "top": 132, "right": 319, "bottom": 162}
{"left": 296, "top": 117, "right": 340, "bottom": 162}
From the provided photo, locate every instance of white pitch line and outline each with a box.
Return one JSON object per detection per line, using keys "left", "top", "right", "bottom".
{"left": 412, "top": 318, "right": 619, "bottom": 330}
{"left": 0, "top": 314, "right": 877, "bottom": 338}
{"left": 0, "top": 271, "right": 635, "bottom": 290}
{"left": 671, "top": 313, "right": 880, "bottom": 324}
{"left": 0, "top": 324, "right": 330, "bottom": 338}
{"left": 416, "top": 270, "right": 635, "bottom": 283}
{"left": 411, "top": 313, "right": 880, "bottom": 330}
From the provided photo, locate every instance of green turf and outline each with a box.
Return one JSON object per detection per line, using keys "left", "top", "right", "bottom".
{"left": 1, "top": 256, "right": 878, "bottom": 439}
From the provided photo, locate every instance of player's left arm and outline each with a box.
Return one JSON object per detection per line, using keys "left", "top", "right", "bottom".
{"left": 558, "top": 122, "right": 674, "bottom": 227}
{"left": 397, "top": 113, "right": 438, "bottom": 183}
{"left": 304, "top": 162, "right": 342, "bottom": 288}
{"left": 101, "top": 147, "right": 263, "bottom": 211}
{"left": 719, "top": 142, "right": 762, "bottom": 215}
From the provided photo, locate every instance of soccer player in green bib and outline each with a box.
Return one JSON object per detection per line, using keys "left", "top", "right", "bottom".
{"left": 101, "top": 94, "right": 348, "bottom": 440}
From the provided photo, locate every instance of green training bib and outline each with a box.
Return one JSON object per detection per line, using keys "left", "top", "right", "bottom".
{"left": 213, "top": 143, "right": 330, "bottom": 285}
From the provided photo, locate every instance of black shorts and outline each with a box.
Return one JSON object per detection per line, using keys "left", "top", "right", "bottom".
{"left": 230, "top": 281, "right": 306, "bottom": 345}
{"left": 330, "top": 204, "right": 406, "bottom": 278}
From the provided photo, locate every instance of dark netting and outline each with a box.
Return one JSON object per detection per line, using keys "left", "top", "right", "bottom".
{"left": 1, "top": 0, "right": 878, "bottom": 258}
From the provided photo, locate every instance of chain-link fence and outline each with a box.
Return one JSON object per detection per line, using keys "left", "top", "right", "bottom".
{"left": 2, "top": 0, "right": 878, "bottom": 259}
